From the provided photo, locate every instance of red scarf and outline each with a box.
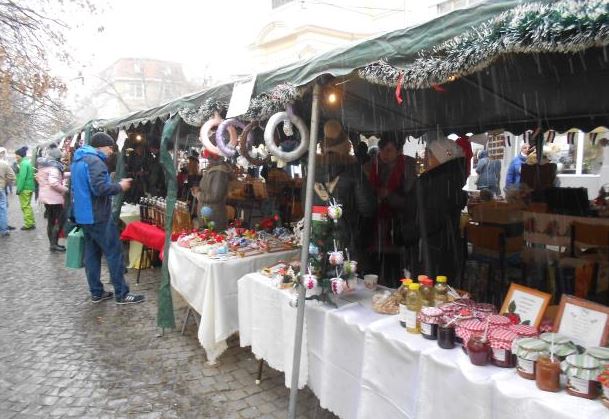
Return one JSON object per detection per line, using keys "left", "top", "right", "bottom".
{"left": 369, "top": 154, "right": 405, "bottom": 195}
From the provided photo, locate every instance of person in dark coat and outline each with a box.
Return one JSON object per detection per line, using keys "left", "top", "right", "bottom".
{"left": 475, "top": 150, "right": 501, "bottom": 196}
{"left": 198, "top": 150, "right": 233, "bottom": 231}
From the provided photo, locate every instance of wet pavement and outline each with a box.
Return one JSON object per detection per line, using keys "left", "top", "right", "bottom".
{"left": 0, "top": 194, "right": 336, "bottom": 418}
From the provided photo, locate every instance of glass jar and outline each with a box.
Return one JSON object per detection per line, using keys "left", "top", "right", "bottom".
{"left": 489, "top": 328, "right": 518, "bottom": 368}
{"left": 562, "top": 354, "right": 601, "bottom": 400}
{"left": 486, "top": 314, "right": 511, "bottom": 332}
{"left": 536, "top": 355, "right": 561, "bottom": 392}
{"left": 539, "top": 333, "right": 577, "bottom": 361}
{"left": 419, "top": 307, "right": 443, "bottom": 340}
{"left": 456, "top": 319, "right": 485, "bottom": 348}
{"left": 437, "top": 323, "right": 456, "bottom": 349}
{"left": 433, "top": 275, "right": 448, "bottom": 307}
{"left": 585, "top": 347, "right": 609, "bottom": 367}
{"left": 467, "top": 336, "right": 490, "bottom": 366}
{"left": 397, "top": 279, "right": 412, "bottom": 328}
{"left": 512, "top": 338, "right": 549, "bottom": 380}
{"left": 419, "top": 277, "right": 435, "bottom": 308}
{"left": 405, "top": 283, "right": 422, "bottom": 334}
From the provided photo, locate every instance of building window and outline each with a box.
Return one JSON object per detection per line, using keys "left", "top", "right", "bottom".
{"left": 130, "top": 81, "right": 143, "bottom": 98}
{"left": 437, "top": 0, "right": 481, "bottom": 15}
{"left": 272, "top": 0, "right": 294, "bottom": 9}
{"left": 133, "top": 62, "right": 142, "bottom": 74}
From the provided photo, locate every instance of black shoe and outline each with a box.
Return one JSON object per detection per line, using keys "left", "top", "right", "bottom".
{"left": 7, "top": 226, "right": 15, "bottom": 230}
{"left": 50, "top": 244, "right": 66, "bottom": 252}
{"left": 20, "top": 225, "right": 35, "bottom": 230}
{"left": 116, "top": 294, "right": 145, "bottom": 305}
{"left": 91, "top": 291, "right": 114, "bottom": 303}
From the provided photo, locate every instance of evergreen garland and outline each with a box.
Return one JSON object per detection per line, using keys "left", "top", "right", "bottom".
{"left": 359, "top": 0, "right": 609, "bottom": 89}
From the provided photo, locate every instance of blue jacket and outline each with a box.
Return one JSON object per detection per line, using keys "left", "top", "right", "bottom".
{"left": 70, "top": 145, "right": 121, "bottom": 224}
{"left": 505, "top": 154, "right": 527, "bottom": 189}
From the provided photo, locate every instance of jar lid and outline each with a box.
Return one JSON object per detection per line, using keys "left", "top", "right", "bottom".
{"left": 561, "top": 354, "right": 601, "bottom": 380}
{"left": 487, "top": 314, "right": 511, "bottom": 326}
{"left": 586, "top": 347, "right": 609, "bottom": 362}
{"left": 510, "top": 324, "right": 539, "bottom": 337}
{"left": 512, "top": 337, "right": 548, "bottom": 360}
{"left": 419, "top": 307, "right": 444, "bottom": 324}
{"left": 540, "top": 332, "right": 571, "bottom": 345}
{"left": 458, "top": 319, "right": 485, "bottom": 332}
{"left": 421, "top": 307, "right": 443, "bottom": 317}
{"left": 490, "top": 328, "right": 518, "bottom": 349}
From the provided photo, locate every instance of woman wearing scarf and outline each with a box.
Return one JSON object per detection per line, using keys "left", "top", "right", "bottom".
{"left": 366, "top": 136, "right": 417, "bottom": 287}
{"left": 36, "top": 146, "right": 68, "bottom": 251}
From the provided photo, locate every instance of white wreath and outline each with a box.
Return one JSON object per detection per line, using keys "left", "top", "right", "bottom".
{"left": 200, "top": 113, "right": 223, "bottom": 155}
{"left": 264, "top": 110, "right": 309, "bottom": 162}
{"left": 215, "top": 118, "right": 243, "bottom": 158}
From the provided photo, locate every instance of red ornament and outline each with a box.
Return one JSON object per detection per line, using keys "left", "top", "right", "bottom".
{"left": 505, "top": 313, "right": 521, "bottom": 325}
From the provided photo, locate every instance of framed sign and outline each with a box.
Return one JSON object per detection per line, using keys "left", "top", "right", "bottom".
{"left": 554, "top": 295, "right": 609, "bottom": 347}
{"left": 500, "top": 283, "right": 551, "bottom": 328}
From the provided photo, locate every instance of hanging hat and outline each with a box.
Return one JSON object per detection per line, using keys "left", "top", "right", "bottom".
{"left": 90, "top": 132, "right": 114, "bottom": 148}
{"left": 15, "top": 146, "right": 28, "bottom": 157}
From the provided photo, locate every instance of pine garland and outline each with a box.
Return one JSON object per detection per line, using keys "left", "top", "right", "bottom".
{"left": 179, "top": 83, "right": 303, "bottom": 127}
{"left": 359, "top": 0, "right": 609, "bottom": 89}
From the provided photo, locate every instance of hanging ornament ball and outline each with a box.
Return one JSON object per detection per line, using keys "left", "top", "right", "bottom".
{"left": 200, "top": 206, "right": 213, "bottom": 218}
{"left": 308, "top": 243, "right": 320, "bottom": 257}
{"left": 303, "top": 274, "right": 318, "bottom": 290}
{"left": 327, "top": 204, "right": 343, "bottom": 222}
{"left": 328, "top": 250, "right": 344, "bottom": 266}
{"left": 207, "top": 220, "right": 216, "bottom": 230}
{"left": 344, "top": 260, "right": 358, "bottom": 275}
{"left": 331, "top": 277, "right": 346, "bottom": 295}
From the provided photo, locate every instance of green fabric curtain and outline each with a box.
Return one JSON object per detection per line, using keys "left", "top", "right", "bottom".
{"left": 157, "top": 114, "right": 180, "bottom": 329}
{"left": 111, "top": 147, "right": 126, "bottom": 223}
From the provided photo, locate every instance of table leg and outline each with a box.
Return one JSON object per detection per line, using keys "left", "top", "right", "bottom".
{"left": 136, "top": 244, "right": 146, "bottom": 284}
{"left": 181, "top": 307, "right": 192, "bottom": 335}
{"left": 256, "top": 359, "right": 264, "bottom": 385}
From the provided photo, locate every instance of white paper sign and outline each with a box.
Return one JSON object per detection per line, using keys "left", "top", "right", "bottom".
{"left": 558, "top": 303, "right": 608, "bottom": 347}
{"left": 226, "top": 75, "right": 257, "bottom": 118}
{"left": 509, "top": 289, "right": 545, "bottom": 325}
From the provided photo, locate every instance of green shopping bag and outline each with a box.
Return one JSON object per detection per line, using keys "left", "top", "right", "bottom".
{"left": 65, "top": 226, "right": 85, "bottom": 269}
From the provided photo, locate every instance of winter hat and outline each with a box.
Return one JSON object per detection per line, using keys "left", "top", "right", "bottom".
{"left": 15, "top": 146, "right": 28, "bottom": 157}
{"left": 47, "top": 147, "right": 62, "bottom": 161}
{"left": 90, "top": 132, "right": 114, "bottom": 148}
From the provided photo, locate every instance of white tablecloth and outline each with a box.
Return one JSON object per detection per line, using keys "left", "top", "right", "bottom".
{"left": 169, "top": 244, "right": 299, "bottom": 363}
{"left": 238, "top": 273, "right": 608, "bottom": 419}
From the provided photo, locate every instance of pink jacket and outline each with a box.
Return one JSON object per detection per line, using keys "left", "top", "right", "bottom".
{"left": 36, "top": 165, "right": 68, "bottom": 205}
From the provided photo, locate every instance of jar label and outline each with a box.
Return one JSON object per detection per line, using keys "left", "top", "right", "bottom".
{"left": 569, "top": 376, "right": 590, "bottom": 395}
{"left": 399, "top": 304, "right": 408, "bottom": 324}
{"left": 405, "top": 309, "right": 418, "bottom": 329}
{"left": 518, "top": 358, "right": 535, "bottom": 374}
{"left": 493, "top": 348, "right": 507, "bottom": 362}
{"left": 421, "top": 322, "right": 433, "bottom": 336}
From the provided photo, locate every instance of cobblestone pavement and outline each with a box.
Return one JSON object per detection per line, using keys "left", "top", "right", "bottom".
{"left": 0, "top": 195, "right": 337, "bottom": 419}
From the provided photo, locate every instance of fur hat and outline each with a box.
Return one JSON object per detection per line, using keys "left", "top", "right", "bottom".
{"left": 15, "top": 146, "right": 28, "bottom": 157}
{"left": 90, "top": 132, "right": 114, "bottom": 148}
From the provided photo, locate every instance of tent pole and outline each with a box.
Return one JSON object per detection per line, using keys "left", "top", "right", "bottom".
{"left": 288, "top": 82, "right": 321, "bottom": 419}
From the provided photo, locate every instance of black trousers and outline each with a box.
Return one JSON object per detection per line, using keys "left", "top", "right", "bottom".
{"left": 45, "top": 204, "right": 64, "bottom": 246}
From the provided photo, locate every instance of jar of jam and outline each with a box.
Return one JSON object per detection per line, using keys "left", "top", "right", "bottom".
{"left": 512, "top": 338, "right": 548, "bottom": 380}
{"left": 467, "top": 336, "right": 490, "bottom": 366}
{"left": 509, "top": 324, "right": 539, "bottom": 339}
{"left": 437, "top": 323, "right": 456, "bottom": 349}
{"left": 585, "top": 347, "right": 609, "bottom": 367}
{"left": 474, "top": 303, "right": 497, "bottom": 320}
{"left": 489, "top": 328, "right": 518, "bottom": 368}
{"left": 419, "top": 307, "right": 443, "bottom": 340}
{"left": 456, "top": 319, "right": 485, "bottom": 348}
{"left": 539, "top": 333, "right": 577, "bottom": 361}
{"left": 561, "top": 354, "right": 601, "bottom": 400}
{"left": 536, "top": 355, "right": 561, "bottom": 392}
{"left": 486, "top": 315, "right": 511, "bottom": 332}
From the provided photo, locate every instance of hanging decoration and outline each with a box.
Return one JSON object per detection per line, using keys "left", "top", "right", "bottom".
{"left": 215, "top": 118, "right": 244, "bottom": 158}
{"left": 264, "top": 106, "right": 309, "bottom": 162}
{"left": 243, "top": 83, "right": 303, "bottom": 121}
{"left": 179, "top": 99, "right": 228, "bottom": 127}
{"left": 239, "top": 121, "right": 272, "bottom": 166}
{"left": 359, "top": 0, "right": 609, "bottom": 90}
{"left": 200, "top": 113, "right": 224, "bottom": 156}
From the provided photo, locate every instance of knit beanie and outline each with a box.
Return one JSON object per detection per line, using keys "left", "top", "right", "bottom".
{"left": 15, "top": 146, "right": 28, "bottom": 157}
{"left": 90, "top": 132, "right": 114, "bottom": 148}
{"left": 47, "top": 147, "right": 62, "bottom": 161}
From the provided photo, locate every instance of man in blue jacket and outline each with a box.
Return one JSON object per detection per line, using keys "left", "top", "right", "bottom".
{"left": 505, "top": 143, "right": 530, "bottom": 190}
{"left": 71, "top": 132, "right": 144, "bottom": 304}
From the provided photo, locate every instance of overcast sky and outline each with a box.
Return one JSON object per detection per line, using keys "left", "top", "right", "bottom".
{"left": 62, "top": 0, "right": 266, "bottom": 82}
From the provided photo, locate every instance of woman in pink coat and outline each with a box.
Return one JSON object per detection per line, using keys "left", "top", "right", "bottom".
{"left": 36, "top": 147, "right": 68, "bottom": 251}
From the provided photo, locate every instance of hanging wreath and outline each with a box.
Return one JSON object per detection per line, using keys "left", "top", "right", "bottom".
{"left": 215, "top": 118, "right": 243, "bottom": 158}
{"left": 240, "top": 121, "right": 272, "bottom": 166}
{"left": 200, "top": 113, "right": 223, "bottom": 156}
{"left": 263, "top": 108, "right": 309, "bottom": 162}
